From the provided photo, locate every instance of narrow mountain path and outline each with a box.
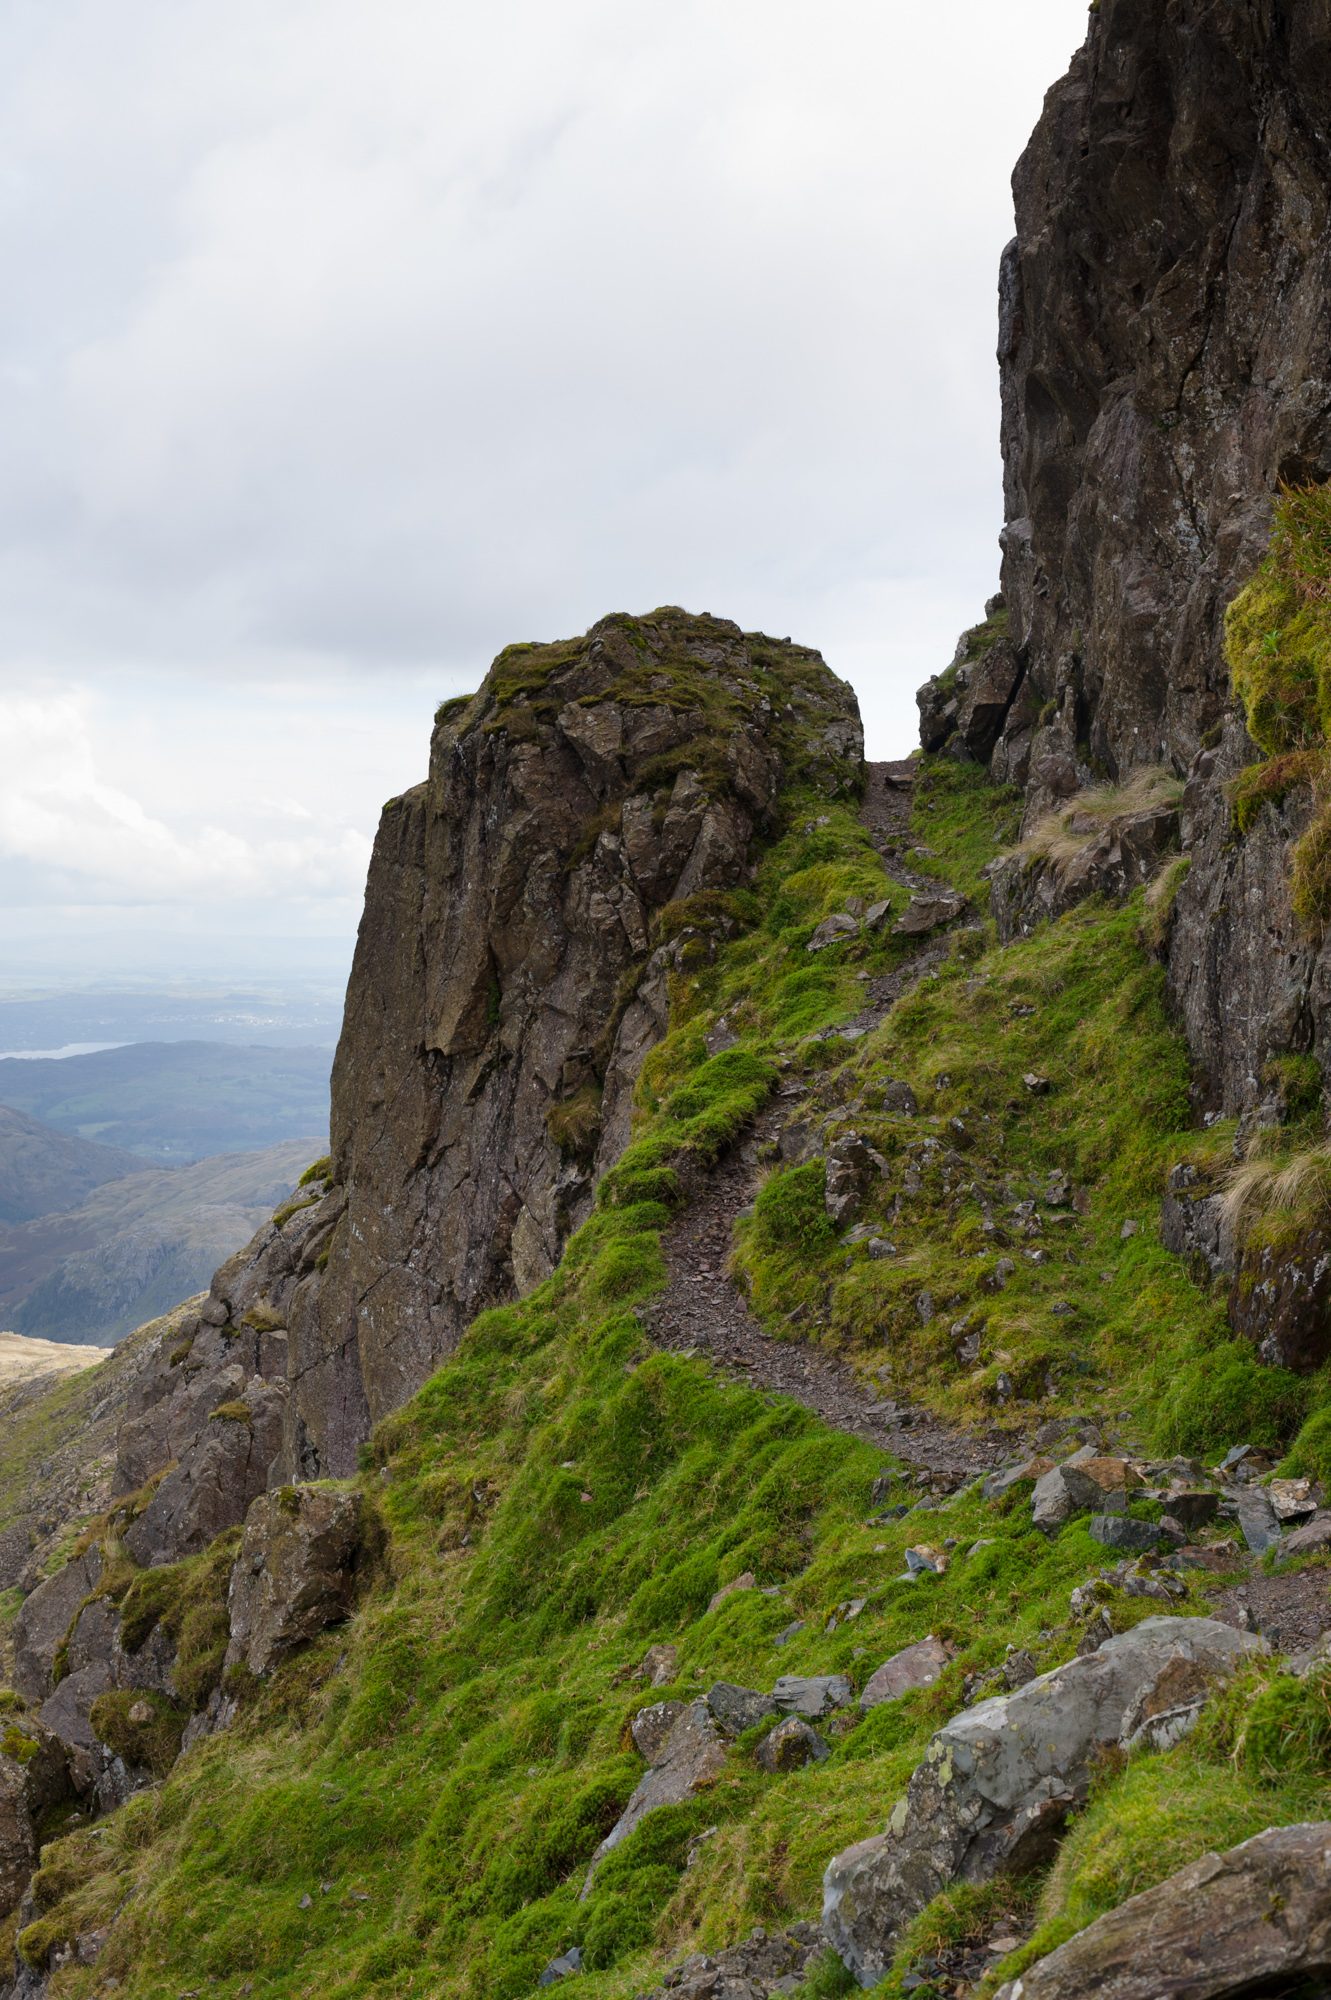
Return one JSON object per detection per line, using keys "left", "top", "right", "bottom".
{"left": 644, "top": 761, "right": 1007, "bottom": 1484}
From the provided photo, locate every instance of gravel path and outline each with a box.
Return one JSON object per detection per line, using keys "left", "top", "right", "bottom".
{"left": 644, "top": 761, "right": 1007, "bottom": 1485}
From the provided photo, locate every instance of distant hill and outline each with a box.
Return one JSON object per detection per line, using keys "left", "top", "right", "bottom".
{"left": 0, "top": 983, "right": 343, "bottom": 1054}
{"left": 0, "top": 1105, "right": 142, "bottom": 1224}
{"left": 0, "top": 1040, "right": 331, "bottom": 1164}
{"left": 0, "top": 1137, "right": 323, "bottom": 1346}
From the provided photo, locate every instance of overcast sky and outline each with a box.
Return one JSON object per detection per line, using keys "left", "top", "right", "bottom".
{"left": 0, "top": 0, "right": 1084, "bottom": 982}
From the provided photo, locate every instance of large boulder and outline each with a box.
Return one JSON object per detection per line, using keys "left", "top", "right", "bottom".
{"left": 0, "top": 1714, "right": 72, "bottom": 1916}
{"left": 10, "top": 1551, "right": 102, "bottom": 1704}
{"left": 582, "top": 1698, "right": 727, "bottom": 1888}
{"left": 860, "top": 1637, "right": 951, "bottom": 1712}
{"left": 992, "top": 1822, "right": 1331, "bottom": 2000}
{"left": 822, "top": 1617, "right": 1262, "bottom": 1986}
{"left": 224, "top": 1485, "right": 365, "bottom": 1677}
{"left": 1031, "top": 1454, "right": 1141, "bottom": 1534}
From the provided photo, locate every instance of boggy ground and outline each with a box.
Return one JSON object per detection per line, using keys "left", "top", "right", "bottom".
{"left": 6, "top": 758, "right": 1331, "bottom": 2000}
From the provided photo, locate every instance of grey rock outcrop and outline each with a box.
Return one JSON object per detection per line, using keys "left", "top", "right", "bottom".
{"left": 204, "top": 612, "right": 860, "bottom": 1481}
{"left": 860, "top": 1636, "right": 951, "bottom": 1712}
{"left": 584, "top": 1697, "right": 728, "bottom": 1887}
{"left": 756, "top": 1717, "right": 827, "bottom": 1772}
{"left": 822, "top": 1617, "right": 1262, "bottom": 1986}
{"left": 989, "top": 799, "right": 1180, "bottom": 945}
{"left": 11, "top": 1551, "right": 102, "bottom": 1705}
{"left": 224, "top": 1485, "right": 364, "bottom": 1677}
{"left": 992, "top": 1822, "right": 1331, "bottom": 2000}
{"left": 770, "top": 1674, "right": 852, "bottom": 1721}
{"left": 930, "top": 0, "right": 1331, "bottom": 1114}
{"left": 0, "top": 1715, "right": 71, "bottom": 1917}
{"left": 635, "top": 1925, "right": 822, "bottom": 2000}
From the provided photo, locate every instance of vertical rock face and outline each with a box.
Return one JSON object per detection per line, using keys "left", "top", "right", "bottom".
{"left": 996, "top": 0, "right": 1331, "bottom": 806}
{"left": 200, "top": 609, "right": 860, "bottom": 1482}
{"left": 923, "top": 0, "right": 1331, "bottom": 1115}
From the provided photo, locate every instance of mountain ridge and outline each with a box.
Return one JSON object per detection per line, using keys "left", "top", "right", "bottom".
{"left": 4, "top": 6, "right": 1331, "bottom": 1997}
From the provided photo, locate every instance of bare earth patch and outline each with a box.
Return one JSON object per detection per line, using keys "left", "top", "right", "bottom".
{"left": 0, "top": 1329, "right": 110, "bottom": 1388}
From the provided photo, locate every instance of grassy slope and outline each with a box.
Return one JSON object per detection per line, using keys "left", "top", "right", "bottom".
{"left": 14, "top": 760, "right": 1331, "bottom": 2000}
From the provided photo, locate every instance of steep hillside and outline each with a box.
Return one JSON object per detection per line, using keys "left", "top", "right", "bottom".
{"left": 1, "top": 748, "right": 1327, "bottom": 2000}
{"left": 0, "top": 1111, "right": 140, "bottom": 1228}
{"left": 4, "top": 6, "right": 1331, "bottom": 2000}
{"left": 0, "top": 1141, "right": 322, "bottom": 1348}
{"left": 254, "top": 608, "right": 861, "bottom": 1478}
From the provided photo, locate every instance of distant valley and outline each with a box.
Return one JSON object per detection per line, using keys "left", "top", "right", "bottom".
{"left": 0, "top": 1134, "right": 323, "bottom": 1347}
{"left": 0, "top": 1106, "right": 142, "bottom": 1224}
{"left": 0, "top": 1035, "right": 330, "bottom": 1346}
{"left": 0, "top": 981, "right": 343, "bottom": 1053}
{"left": 0, "top": 1039, "right": 330, "bottom": 1164}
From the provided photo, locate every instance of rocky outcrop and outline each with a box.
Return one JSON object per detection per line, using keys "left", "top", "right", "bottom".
{"left": 142, "top": 613, "right": 860, "bottom": 1491}
{"left": 859, "top": 1637, "right": 951, "bottom": 1712}
{"left": 224, "top": 1485, "right": 364, "bottom": 1677}
{"left": 584, "top": 1697, "right": 728, "bottom": 1886}
{"left": 0, "top": 1716, "right": 71, "bottom": 1917}
{"left": 996, "top": 0, "right": 1331, "bottom": 799}
{"left": 635, "top": 1925, "right": 823, "bottom": 2000}
{"left": 992, "top": 1822, "right": 1331, "bottom": 2000}
{"left": 822, "top": 1617, "right": 1262, "bottom": 1986}
{"left": 929, "top": 0, "right": 1331, "bottom": 1112}
{"left": 989, "top": 790, "right": 1181, "bottom": 944}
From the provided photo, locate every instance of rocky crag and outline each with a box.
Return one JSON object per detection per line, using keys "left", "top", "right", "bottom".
{"left": 6, "top": 5, "right": 1331, "bottom": 1999}
{"left": 920, "top": 0, "right": 1331, "bottom": 1117}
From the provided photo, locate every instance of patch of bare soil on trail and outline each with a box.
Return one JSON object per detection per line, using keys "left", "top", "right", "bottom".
{"left": 646, "top": 1139, "right": 1007, "bottom": 1483}
{"left": 1214, "top": 1566, "right": 1331, "bottom": 1654}
{"left": 643, "top": 763, "right": 1007, "bottom": 1486}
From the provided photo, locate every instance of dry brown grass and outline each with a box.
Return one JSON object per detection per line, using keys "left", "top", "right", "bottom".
{"left": 1015, "top": 767, "right": 1184, "bottom": 881}
{"left": 1219, "top": 1145, "right": 1331, "bottom": 1235}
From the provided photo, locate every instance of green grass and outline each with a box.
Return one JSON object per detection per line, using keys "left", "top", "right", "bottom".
{"left": 11, "top": 755, "right": 1331, "bottom": 2000}
{"left": 1226, "top": 481, "right": 1331, "bottom": 928}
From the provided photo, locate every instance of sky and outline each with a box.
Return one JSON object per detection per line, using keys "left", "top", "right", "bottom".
{"left": 0, "top": 0, "right": 1085, "bottom": 983}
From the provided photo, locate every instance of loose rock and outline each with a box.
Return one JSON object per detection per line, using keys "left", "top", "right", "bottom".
{"left": 822, "top": 1617, "right": 1263, "bottom": 1985}
{"left": 991, "top": 1823, "right": 1331, "bottom": 2000}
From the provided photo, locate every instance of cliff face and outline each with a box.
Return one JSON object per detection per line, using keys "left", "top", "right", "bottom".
{"left": 284, "top": 612, "right": 858, "bottom": 1473}
{"left": 995, "top": 0, "right": 1331, "bottom": 808}
{"left": 118, "top": 610, "right": 860, "bottom": 1514}
{"left": 927, "top": 0, "right": 1331, "bottom": 1114}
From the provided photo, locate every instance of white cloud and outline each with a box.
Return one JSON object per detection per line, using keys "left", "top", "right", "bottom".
{"left": 0, "top": 0, "right": 1085, "bottom": 962}
{"left": 0, "top": 686, "right": 373, "bottom": 906}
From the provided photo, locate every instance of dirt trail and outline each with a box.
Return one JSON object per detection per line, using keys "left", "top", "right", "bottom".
{"left": 645, "top": 761, "right": 1007, "bottom": 1484}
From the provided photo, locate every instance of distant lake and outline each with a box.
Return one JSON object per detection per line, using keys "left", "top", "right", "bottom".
{"left": 0, "top": 1042, "right": 129, "bottom": 1061}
